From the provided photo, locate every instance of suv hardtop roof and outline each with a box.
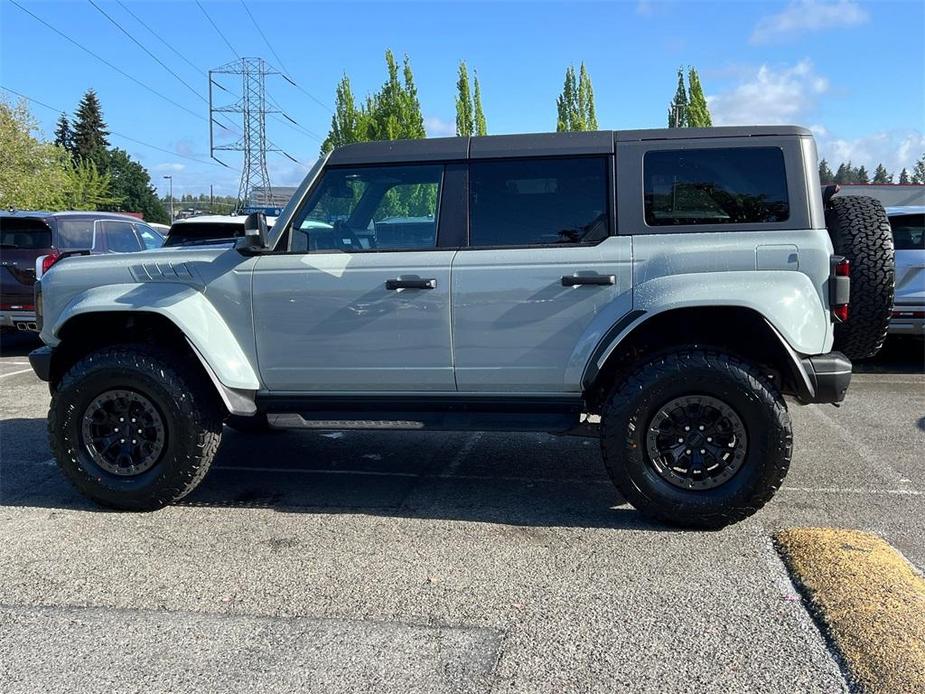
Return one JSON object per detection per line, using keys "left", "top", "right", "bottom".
{"left": 327, "top": 125, "right": 813, "bottom": 166}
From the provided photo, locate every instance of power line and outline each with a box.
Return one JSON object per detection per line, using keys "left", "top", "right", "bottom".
{"left": 8, "top": 0, "right": 207, "bottom": 124}
{"left": 239, "top": 0, "right": 332, "bottom": 113}
{"left": 87, "top": 0, "right": 206, "bottom": 106}
{"left": 115, "top": 0, "right": 203, "bottom": 77}
{"left": 196, "top": 0, "right": 240, "bottom": 60}
{"left": 0, "top": 85, "right": 228, "bottom": 169}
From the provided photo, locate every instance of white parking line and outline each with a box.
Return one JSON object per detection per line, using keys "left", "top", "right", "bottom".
{"left": 780, "top": 486, "right": 922, "bottom": 496}
{"left": 0, "top": 368, "right": 34, "bottom": 379}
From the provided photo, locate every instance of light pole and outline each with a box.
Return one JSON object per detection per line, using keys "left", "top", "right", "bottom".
{"left": 163, "top": 175, "right": 174, "bottom": 221}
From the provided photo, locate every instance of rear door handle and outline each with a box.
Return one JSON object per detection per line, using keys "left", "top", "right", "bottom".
{"left": 561, "top": 274, "right": 616, "bottom": 287}
{"left": 386, "top": 278, "right": 437, "bottom": 290}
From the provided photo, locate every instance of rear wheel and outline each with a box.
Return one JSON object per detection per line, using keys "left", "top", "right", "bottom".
{"left": 600, "top": 349, "right": 792, "bottom": 528}
{"left": 49, "top": 345, "right": 223, "bottom": 510}
{"left": 826, "top": 195, "right": 895, "bottom": 360}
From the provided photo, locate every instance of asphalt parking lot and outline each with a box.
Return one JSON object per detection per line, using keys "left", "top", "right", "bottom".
{"left": 1, "top": 332, "right": 922, "bottom": 693}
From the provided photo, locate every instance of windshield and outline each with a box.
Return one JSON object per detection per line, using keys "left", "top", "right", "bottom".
{"left": 0, "top": 218, "right": 53, "bottom": 249}
{"left": 164, "top": 222, "right": 243, "bottom": 247}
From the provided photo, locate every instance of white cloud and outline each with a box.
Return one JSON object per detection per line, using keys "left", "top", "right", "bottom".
{"left": 817, "top": 129, "right": 925, "bottom": 174}
{"left": 155, "top": 162, "right": 186, "bottom": 172}
{"left": 751, "top": 0, "right": 869, "bottom": 45}
{"left": 424, "top": 116, "right": 456, "bottom": 138}
{"left": 708, "top": 59, "right": 829, "bottom": 125}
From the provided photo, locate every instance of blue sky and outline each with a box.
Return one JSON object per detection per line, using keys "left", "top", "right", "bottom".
{"left": 2, "top": 0, "right": 923, "bottom": 197}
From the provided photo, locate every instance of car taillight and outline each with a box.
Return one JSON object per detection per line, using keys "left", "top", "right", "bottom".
{"left": 830, "top": 256, "right": 850, "bottom": 323}
{"left": 41, "top": 251, "right": 61, "bottom": 275}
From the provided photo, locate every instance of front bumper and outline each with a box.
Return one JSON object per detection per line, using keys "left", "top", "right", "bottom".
{"left": 798, "top": 352, "right": 852, "bottom": 404}
{"left": 29, "top": 345, "right": 53, "bottom": 382}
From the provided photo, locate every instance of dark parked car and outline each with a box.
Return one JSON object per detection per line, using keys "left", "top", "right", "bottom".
{"left": 0, "top": 211, "right": 163, "bottom": 333}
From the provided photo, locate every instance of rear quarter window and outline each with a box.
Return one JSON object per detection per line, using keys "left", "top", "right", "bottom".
{"left": 55, "top": 219, "right": 95, "bottom": 249}
{"left": 889, "top": 214, "right": 924, "bottom": 250}
{"left": 644, "top": 147, "right": 789, "bottom": 226}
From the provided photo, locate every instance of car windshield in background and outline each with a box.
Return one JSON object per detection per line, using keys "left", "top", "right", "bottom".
{"left": 0, "top": 219, "right": 52, "bottom": 249}
{"left": 889, "top": 214, "right": 924, "bottom": 250}
{"left": 644, "top": 147, "right": 790, "bottom": 226}
{"left": 55, "top": 219, "right": 95, "bottom": 249}
{"left": 164, "top": 222, "right": 243, "bottom": 247}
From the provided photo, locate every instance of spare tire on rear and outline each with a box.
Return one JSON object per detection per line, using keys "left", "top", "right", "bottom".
{"left": 825, "top": 195, "right": 895, "bottom": 360}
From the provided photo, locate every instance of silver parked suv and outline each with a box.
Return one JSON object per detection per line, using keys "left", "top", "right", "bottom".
{"left": 28, "top": 127, "right": 895, "bottom": 527}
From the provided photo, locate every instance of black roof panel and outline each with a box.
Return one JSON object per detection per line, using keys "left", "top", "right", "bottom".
{"left": 323, "top": 126, "right": 813, "bottom": 165}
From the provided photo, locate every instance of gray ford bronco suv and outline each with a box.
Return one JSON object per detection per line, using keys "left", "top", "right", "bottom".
{"left": 29, "top": 127, "right": 895, "bottom": 528}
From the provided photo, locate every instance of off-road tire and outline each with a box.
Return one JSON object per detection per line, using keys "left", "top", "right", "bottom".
{"left": 225, "top": 413, "right": 276, "bottom": 433}
{"left": 826, "top": 195, "right": 895, "bottom": 360}
{"left": 600, "top": 349, "right": 792, "bottom": 529}
{"left": 48, "top": 344, "right": 223, "bottom": 510}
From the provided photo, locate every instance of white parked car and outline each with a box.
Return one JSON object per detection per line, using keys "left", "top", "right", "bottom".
{"left": 165, "top": 214, "right": 277, "bottom": 247}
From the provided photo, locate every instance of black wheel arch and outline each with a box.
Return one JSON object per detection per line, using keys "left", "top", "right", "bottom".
{"left": 582, "top": 306, "right": 813, "bottom": 410}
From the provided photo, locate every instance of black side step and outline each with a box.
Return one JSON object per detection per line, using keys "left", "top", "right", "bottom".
{"left": 257, "top": 395, "right": 584, "bottom": 433}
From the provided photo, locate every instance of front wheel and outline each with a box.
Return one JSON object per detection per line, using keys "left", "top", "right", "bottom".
{"left": 600, "top": 350, "right": 792, "bottom": 528}
{"left": 48, "top": 345, "right": 223, "bottom": 510}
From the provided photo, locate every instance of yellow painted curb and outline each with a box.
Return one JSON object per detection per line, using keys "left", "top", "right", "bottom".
{"left": 775, "top": 528, "right": 925, "bottom": 693}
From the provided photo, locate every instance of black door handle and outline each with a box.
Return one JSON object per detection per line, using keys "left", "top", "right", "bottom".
{"left": 386, "top": 278, "right": 437, "bottom": 290}
{"left": 561, "top": 274, "right": 616, "bottom": 287}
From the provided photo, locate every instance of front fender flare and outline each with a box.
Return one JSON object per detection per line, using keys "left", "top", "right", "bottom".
{"left": 47, "top": 282, "right": 261, "bottom": 391}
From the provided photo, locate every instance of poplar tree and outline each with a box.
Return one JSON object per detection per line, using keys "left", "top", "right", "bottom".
{"left": 872, "top": 164, "right": 892, "bottom": 184}
{"left": 321, "top": 75, "right": 362, "bottom": 154}
{"left": 556, "top": 66, "right": 577, "bottom": 132}
{"left": 455, "top": 61, "right": 473, "bottom": 136}
{"left": 72, "top": 89, "right": 109, "bottom": 171}
{"left": 818, "top": 159, "right": 834, "bottom": 184}
{"left": 667, "top": 67, "right": 688, "bottom": 128}
{"left": 686, "top": 67, "right": 712, "bottom": 127}
{"left": 556, "top": 63, "right": 597, "bottom": 132}
{"left": 473, "top": 70, "right": 487, "bottom": 136}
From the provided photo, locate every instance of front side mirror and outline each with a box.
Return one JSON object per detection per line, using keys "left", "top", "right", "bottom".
{"left": 237, "top": 212, "right": 268, "bottom": 252}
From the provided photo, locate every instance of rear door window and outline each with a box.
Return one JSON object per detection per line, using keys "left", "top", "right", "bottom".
{"left": 468, "top": 157, "right": 609, "bottom": 247}
{"left": 644, "top": 147, "right": 789, "bottom": 226}
{"left": 99, "top": 221, "right": 144, "bottom": 253}
{"left": 55, "top": 219, "right": 95, "bottom": 249}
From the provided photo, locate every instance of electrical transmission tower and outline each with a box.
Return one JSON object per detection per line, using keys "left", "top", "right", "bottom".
{"left": 209, "top": 57, "right": 280, "bottom": 208}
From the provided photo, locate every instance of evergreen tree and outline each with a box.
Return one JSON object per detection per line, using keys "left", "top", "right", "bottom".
{"left": 899, "top": 168, "right": 910, "bottom": 184}
{"left": 834, "top": 162, "right": 853, "bottom": 184}
{"left": 667, "top": 67, "right": 688, "bottom": 128}
{"left": 856, "top": 165, "right": 870, "bottom": 184}
{"left": 455, "top": 61, "right": 473, "bottom": 136}
{"left": 473, "top": 70, "right": 487, "bottom": 136}
{"left": 104, "top": 148, "right": 169, "bottom": 223}
{"left": 556, "top": 66, "right": 577, "bottom": 132}
{"left": 686, "top": 67, "right": 712, "bottom": 127}
{"left": 818, "top": 159, "right": 835, "bottom": 184}
{"left": 321, "top": 75, "right": 363, "bottom": 154}
{"left": 912, "top": 153, "right": 925, "bottom": 184}
{"left": 54, "top": 112, "right": 74, "bottom": 157}
{"left": 72, "top": 89, "right": 109, "bottom": 171}
{"left": 872, "top": 164, "right": 892, "bottom": 184}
